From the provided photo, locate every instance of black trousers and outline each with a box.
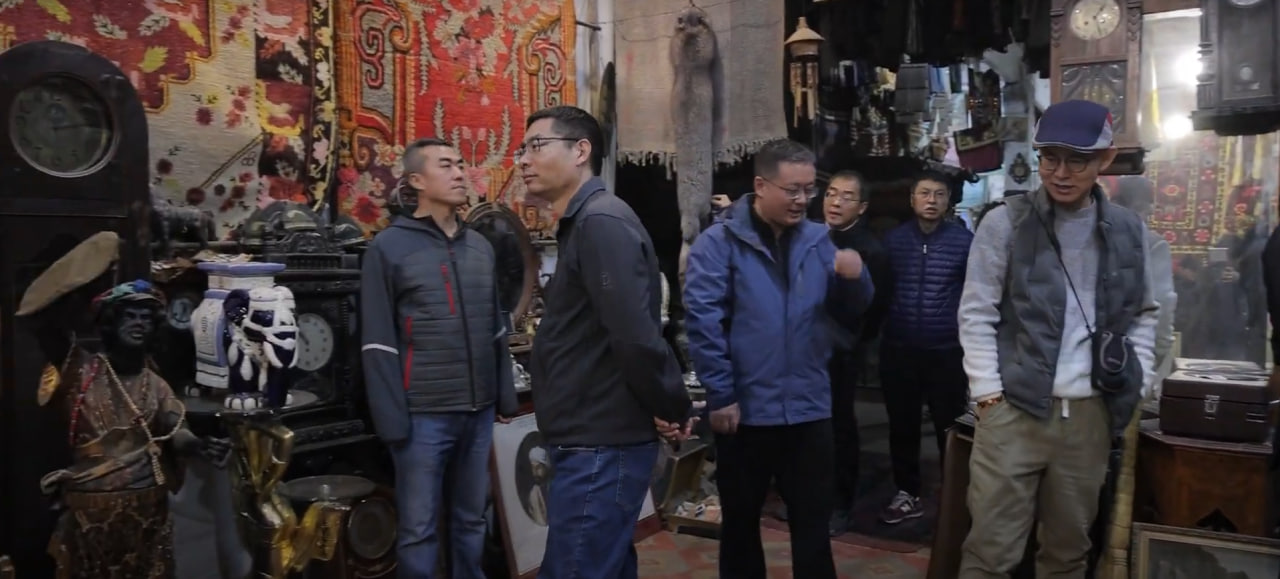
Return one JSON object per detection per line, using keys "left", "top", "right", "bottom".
{"left": 716, "top": 420, "right": 836, "bottom": 579}
{"left": 830, "top": 349, "right": 862, "bottom": 512}
{"left": 879, "top": 344, "right": 968, "bottom": 497}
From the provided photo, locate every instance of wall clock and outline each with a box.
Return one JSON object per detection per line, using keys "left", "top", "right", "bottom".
{"left": 1192, "top": 0, "right": 1280, "bottom": 135}
{"left": 297, "top": 312, "right": 335, "bottom": 372}
{"left": 1050, "top": 0, "right": 1145, "bottom": 174}
{"left": 1070, "top": 0, "right": 1122, "bottom": 40}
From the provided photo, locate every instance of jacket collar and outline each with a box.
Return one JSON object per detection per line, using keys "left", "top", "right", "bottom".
{"left": 1028, "top": 183, "right": 1114, "bottom": 238}
{"left": 390, "top": 212, "right": 467, "bottom": 240}
{"left": 723, "top": 193, "right": 824, "bottom": 253}
{"left": 560, "top": 177, "right": 608, "bottom": 222}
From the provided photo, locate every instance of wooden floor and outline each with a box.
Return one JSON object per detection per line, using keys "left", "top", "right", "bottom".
{"left": 636, "top": 527, "right": 930, "bottom": 578}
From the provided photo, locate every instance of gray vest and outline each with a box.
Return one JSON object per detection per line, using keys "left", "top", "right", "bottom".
{"left": 997, "top": 187, "right": 1148, "bottom": 438}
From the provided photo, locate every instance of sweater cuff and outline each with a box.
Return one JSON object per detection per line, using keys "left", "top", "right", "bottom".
{"left": 969, "top": 379, "right": 1004, "bottom": 402}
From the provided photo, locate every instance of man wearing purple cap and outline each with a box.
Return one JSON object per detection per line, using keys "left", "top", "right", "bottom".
{"left": 956, "top": 99, "right": 1160, "bottom": 578}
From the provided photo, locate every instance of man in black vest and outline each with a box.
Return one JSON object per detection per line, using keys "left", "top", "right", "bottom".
{"left": 360, "top": 137, "right": 519, "bottom": 578}
{"left": 957, "top": 100, "right": 1160, "bottom": 578}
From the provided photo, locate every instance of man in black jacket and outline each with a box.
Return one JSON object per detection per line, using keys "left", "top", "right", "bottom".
{"left": 360, "top": 137, "right": 518, "bottom": 579}
{"left": 821, "top": 169, "right": 889, "bottom": 535}
{"left": 521, "top": 106, "right": 693, "bottom": 579}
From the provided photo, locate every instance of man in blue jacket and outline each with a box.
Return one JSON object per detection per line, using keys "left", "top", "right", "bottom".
{"left": 878, "top": 170, "right": 974, "bottom": 525}
{"left": 684, "top": 138, "right": 873, "bottom": 579}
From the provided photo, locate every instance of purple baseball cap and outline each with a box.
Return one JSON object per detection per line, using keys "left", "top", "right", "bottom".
{"left": 1032, "top": 100, "right": 1114, "bottom": 152}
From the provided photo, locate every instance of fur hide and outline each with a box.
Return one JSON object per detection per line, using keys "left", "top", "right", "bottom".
{"left": 671, "top": 7, "right": 717, "bottom": 272}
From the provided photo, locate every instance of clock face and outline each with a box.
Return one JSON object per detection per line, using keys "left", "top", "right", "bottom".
{"left": 167, "top": 296, "right": 195, "bottom": 331}
{"left": 9, "top": 76, "right": 114, "bottom": 175}
{"left": 296, "top": 312, "right": 335, "bottom": 372}
{"left": 1070, "top": 0, "right": 1122, "bottom": 41}
{"left": 1229, "top": 0, "right": 1263, "bottom": 6}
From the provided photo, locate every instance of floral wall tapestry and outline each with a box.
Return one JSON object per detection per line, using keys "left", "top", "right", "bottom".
{"left": 334, "top": 0, "right": 576, "bottom": 239}
{"left": 0, "top": 0, "right": 337, "bottom": 240}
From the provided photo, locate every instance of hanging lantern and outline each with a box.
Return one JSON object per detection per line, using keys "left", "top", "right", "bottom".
{"left": 784, "top": 17, "right": 823, "bottom": 126}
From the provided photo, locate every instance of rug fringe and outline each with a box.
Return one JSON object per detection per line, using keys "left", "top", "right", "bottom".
{"left": 618, "top": 137, "right": 776, "bottom": 171}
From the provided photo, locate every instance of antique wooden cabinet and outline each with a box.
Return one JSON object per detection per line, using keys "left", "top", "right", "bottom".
{"left": 0, "top": 40, "right": 151, "bottom": 575}
{"left": 1050, "top": 0, "right": 1147, "bottom": 174}
{"left": 1191, "top": 0, "right": 1280, "bottom": 135}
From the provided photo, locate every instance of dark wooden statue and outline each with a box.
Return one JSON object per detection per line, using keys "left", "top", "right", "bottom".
{"left": 15, "top": 234, "right": 226, "bottom": 579}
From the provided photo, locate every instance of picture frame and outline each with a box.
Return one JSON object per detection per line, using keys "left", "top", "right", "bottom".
{"left": 491, "top": 413, "right": 657, "bottom": 579}
{"left": 1132, "top": 523, "right": 1280, "bottom": 578}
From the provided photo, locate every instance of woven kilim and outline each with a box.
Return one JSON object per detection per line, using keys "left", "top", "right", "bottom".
{"left": 334, "top": 0, "right": 576, "bottom": 238}
{"left": 0, "top": 0, "right": 338, "bottom": 239}
{"left": 1100, "top": 132, "right": 1278, "bottom": 255}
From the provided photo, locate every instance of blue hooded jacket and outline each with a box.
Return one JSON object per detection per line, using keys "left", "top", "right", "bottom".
{"left": 683, "top": 195, "right": 874, "bottom": 426}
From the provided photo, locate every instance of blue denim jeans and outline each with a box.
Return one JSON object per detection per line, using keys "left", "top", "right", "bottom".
{"left": 537, "top": 442, "right": 659, "bottom": 579}
{"left": 390, "top": 407, "right": 495, "bottom": 579}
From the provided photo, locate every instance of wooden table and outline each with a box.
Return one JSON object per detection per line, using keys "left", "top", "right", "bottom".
{"left": 1136, "top": 419, "right": 1273, "bottom": 537}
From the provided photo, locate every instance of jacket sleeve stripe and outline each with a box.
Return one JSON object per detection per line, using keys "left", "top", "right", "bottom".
{"left": 362, "top": 343, "right": 399, "bottom": 354}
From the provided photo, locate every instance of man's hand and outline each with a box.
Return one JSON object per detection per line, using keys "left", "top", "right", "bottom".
{"left": 655, "top": 401, "right": 706, "bottom": 443}
{"left": 834, "top": 249, "right": 863, "bottom": 280}
{"left": 711, "top": 194, "right": 732, "bottom": 209}
{"left": 710, "top": 403, "right": 741, "bottom": 434}
{"left": 497, "top": 415, "right": 512, "bottom": 424}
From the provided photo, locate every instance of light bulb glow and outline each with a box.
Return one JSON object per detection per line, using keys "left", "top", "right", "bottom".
{"left": 1178, "top": 51, "right": 1202, "bottom": 86}
{"left": 1163, "top": 116, "right": 1193, "bottom": 140}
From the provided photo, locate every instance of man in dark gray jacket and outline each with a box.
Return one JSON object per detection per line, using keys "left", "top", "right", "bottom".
{"left": 521, "top": 106, "right": 693, "bottom": 579}
{"left": 360, "top": 137, "right": 518, "bottom": 579}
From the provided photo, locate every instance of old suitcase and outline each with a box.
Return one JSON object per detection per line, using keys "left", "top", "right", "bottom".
{"left": 1159, "top": 362, "right": 1273, "bottom": 443}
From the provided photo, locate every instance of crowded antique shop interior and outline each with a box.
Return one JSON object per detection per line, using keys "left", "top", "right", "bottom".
{"left": 0, "top": 0, "right": 1278, "bottom": 577}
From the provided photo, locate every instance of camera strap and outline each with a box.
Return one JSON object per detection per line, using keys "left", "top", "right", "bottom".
{"left": 1031, "top": 206, "right": 1095, "bottom": 336}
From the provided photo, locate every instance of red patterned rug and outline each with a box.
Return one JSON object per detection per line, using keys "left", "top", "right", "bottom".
{"left": 0, "top": 0, "right": 338, "bottom": 238}
{"left": 333, "top": 0, "right": 575, "bottom": 237}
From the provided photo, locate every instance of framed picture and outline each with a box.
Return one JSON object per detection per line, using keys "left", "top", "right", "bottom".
{"left": 491, "top": 413, "right": 656, "bottom": 579}
{"left": 1132, "top": 523, "right": 1280, "bottom": 578}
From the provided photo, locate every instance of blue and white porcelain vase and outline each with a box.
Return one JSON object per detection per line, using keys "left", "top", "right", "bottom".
{"left": 192, "top": 262, "right": 286, "bottom": 390}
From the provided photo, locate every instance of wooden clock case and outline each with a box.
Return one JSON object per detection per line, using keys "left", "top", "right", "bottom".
{"left": 1050, "top": 0, "right": 1148, "bottom": 174}
{"left": 0, "top": 40, "right": 151, "bottom": 576}
{"left": 1192, "top": 0, "right": 1280, "bottom": 135}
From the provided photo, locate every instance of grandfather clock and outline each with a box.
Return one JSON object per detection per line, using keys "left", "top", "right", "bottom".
{"left": 0, "top": 40, "right": 150, "bottom": 575}
{"left": 1191, "top": 0, "right": 1280, "bottom": 135}
{"left": 1050, "top": 0, "right": 1146, "bottom": 174}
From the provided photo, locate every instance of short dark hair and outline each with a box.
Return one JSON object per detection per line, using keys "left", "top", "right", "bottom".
{"left": 525, "top": 106, "right": 605, "bottom": 175}
{"left": 753, "top": 139, "right": 815, "bottom": 179}
{"left": 403, "top": 137, "right": 453, "bottom": 174}
{"left": 828, "top": 170, "right": 866, "bottom": 195}
{"left": 911, "top": 169, "right": 951, "bottom": 193}
{"left": 1112, "top": 176, "right": 1155, "bottom": 213}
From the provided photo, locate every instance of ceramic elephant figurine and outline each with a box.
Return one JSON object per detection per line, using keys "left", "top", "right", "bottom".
{"left": 223, "top": 286, "right": 298, "bottom": 410}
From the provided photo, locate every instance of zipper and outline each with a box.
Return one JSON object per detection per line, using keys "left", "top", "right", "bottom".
{"left": 448, "top": 242, "right": 479, "bottom": 410}
{"left": 440, "top": 264, "right": 457, "bottom": 315}
{"left": 918, "top": 242, "right": 928, "bottom": 337}
{"left": 402, "top": 317, "right": 413, "bottom": 391}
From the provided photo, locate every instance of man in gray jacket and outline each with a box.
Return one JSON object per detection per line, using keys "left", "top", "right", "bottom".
{"left": 360, "top": 137, "right": 518, "bottom": 578}
{"left": 957, "top": 100, "right": 1160, "bottom": 578}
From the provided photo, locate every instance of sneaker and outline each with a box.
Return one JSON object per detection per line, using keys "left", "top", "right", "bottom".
{"left": 880, "top": 490, "right": 924, "bottom": 524}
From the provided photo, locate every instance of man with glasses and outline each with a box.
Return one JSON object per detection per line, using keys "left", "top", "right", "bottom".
{"left": 520, "top": 105, "right": 694, "bottom": 579}
{"left": 877, "top": 169, "right": 974, "bottom": 525}
{"left": 957, "top": 100, "right": 1159, "bottom": 578}
{"left": 684, "top": 138, "right": 874, "bottom": 579}
{"left": 822, "top": 170, "right": 889, "bottom": 535}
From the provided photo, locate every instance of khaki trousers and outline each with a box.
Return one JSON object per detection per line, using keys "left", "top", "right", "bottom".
{"left": 958, "top": 397, "right": 1111, "bottom": 579}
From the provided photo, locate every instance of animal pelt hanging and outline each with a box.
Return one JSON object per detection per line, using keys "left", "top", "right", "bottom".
{"left": 671, "top": 7, "right": 717, "bottom": 280}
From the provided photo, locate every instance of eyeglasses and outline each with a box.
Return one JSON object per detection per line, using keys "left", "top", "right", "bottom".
{"left": 762, "top": 177, "right": 818, "bottom": 201}
{"left": 1038, "top": 153, "right": 1093, "bottom": 174}
{"left": 514, "top": 136, "right": 582, "bottom": 161}
{"left": 912, "top": 190, "right": 948, "bottom": 201}
{"left": 825, "top": 191, "right": 862, "bottom": 204}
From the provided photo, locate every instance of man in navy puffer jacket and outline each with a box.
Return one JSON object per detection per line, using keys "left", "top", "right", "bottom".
{"left": 878, "top": 170, "right": 974, "bottom": 525}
